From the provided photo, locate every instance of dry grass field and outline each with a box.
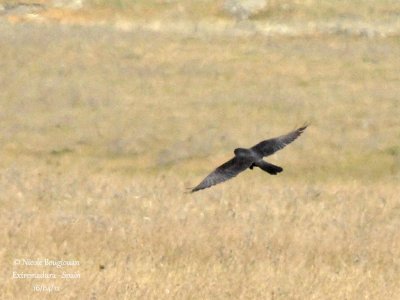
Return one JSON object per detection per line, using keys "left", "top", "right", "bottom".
{"left": 2, "top": 0, "right": 400, "bottom": 22}
{"left": 0, "top": 2, "right": 400, "bottom": 299}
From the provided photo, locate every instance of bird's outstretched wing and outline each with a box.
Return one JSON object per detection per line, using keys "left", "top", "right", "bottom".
{"left": 251, "top": 125, "right": 308, "bottom": 157}
{"left": 191, "top": 157, "right": 252, "bottom": 192}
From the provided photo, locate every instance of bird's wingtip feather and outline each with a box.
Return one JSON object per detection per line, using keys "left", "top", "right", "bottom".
{"left": 185, "top": 187, "right": 196, "bottom": 194}
{"left": 298, "top": 123, "right": 309, "bottom": 132}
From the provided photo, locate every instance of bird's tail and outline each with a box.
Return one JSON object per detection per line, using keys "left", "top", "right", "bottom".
{"left": 255, "top": 161, "right": 283, "bottom": 175}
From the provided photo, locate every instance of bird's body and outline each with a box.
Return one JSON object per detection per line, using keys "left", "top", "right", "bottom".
{"left": 191, "top": 125, "right": 307, "bottom": 192}
{"left": 234, "top": 147, "right": 257, "bottom": 159}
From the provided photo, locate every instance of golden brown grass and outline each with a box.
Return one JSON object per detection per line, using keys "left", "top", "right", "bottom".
{"left": 0, "top": 15, "right": 399, "bottom": 299}
{"left": 2, "top": 167, "right": 400, "bottom": 299}
{"left": 71, "top": 0, "right": 400, "bottom": 22}
{"left": 2, "top": 0, "right": 400, "bottom": 22}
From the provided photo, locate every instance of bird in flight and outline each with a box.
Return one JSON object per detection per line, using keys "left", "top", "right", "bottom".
{"left": 191, "top": 125, "right": 308, "bottom": 192}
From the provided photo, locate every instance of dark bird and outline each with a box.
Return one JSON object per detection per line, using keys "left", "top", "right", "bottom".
{"left": 191, "top": 125, "right": 308, "bottom": 192}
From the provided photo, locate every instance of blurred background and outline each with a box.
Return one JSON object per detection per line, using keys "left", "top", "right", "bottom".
{"left": 0, "top": 1, "right": 399, "bottom": 299}
{"left": 1, "top": 0, "right": 399, "bottom": 179}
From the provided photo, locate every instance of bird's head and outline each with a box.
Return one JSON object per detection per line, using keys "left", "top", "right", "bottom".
{"left": 234, "top": 148, "right": 250, "bottom": 157}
